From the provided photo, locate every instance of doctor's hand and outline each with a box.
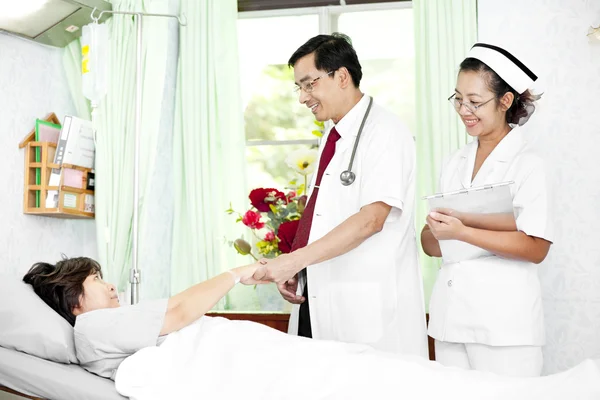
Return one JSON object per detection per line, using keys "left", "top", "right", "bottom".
{"left": 234, "top": 260, "right": 270, "bottom": 286}
{"left": 252, "top": 253, "right": 306, "bottom": 284}
{"left": 277, "top": 275, "right": 305, "bottom": 304}
{"left": 426, "top": 211, "right": 467, "bottom": 241}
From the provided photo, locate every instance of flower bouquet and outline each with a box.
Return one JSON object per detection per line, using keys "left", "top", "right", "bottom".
{"left": 227, "top": 147, "right": 319, "bottom": 260}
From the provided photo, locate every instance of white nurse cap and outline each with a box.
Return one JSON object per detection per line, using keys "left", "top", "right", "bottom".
{"left": 466, "top": 43, "right": 537, "bottom": 94}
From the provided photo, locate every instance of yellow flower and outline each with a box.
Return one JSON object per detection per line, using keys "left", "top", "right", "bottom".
{"left": 286, "top": 148, "right": 318, "bottom": 176}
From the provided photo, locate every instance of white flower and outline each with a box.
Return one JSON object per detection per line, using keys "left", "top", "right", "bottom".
{"left": 285, "top": 148, "right": 319, "bottom": 176}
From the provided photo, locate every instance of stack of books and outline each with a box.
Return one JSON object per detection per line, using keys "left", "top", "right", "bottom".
{"left": 45, "top": 115, "right": 96, "bottom": 212}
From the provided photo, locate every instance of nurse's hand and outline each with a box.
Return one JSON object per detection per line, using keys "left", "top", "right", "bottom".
{"left": 433, "top": 208, "right": 464, "bottom": 222}
{"left": 426, "top": 211, "right": 466, "bottom": 241}
{"left": 277, "top": 275, "right": 305, "bottom": 304}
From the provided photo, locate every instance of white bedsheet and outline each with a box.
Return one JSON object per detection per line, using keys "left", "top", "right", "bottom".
{"left": 115, "top": 316, "right": 600, "bottom": 400}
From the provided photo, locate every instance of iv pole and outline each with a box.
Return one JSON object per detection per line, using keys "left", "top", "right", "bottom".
{"left": 90, "top": 8, "right": 186, "bottom": 305}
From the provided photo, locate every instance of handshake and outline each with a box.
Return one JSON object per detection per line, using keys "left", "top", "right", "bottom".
{"left": 228, "top": 253, "right": 307, "bottom": 304}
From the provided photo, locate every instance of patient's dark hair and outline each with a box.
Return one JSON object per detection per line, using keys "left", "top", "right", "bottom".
{"left": 23, "top": 257, "right": 102, "bottom": 326}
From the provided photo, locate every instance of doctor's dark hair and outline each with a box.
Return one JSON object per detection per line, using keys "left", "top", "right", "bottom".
{"left": 459, "top": 57, "right": 541, "bottom": 126}
{"left": 23, "top": 257, "right": 102, "bottom": 326}
{"left": 288, "top": 33, "right": 363, "bottom": 88}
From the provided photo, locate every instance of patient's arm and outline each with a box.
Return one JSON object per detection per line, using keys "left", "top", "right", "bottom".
{"left": 435, "top": 208, "right": 517, "bottom": 231}
{"left": 160, "top": 263, "right": 263, "bottom": 335}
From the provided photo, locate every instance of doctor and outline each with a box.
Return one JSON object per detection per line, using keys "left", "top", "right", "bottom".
{"left": 422, "top": 43, "right": 553, "bottom": 376}
{"left": 253, "top": 33, "right": 428, "bottom": 357}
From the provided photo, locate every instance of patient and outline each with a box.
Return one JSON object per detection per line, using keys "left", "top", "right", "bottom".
{"left": 23, "top": 257, "right": 600, "bottom": 400}
{"left": 23, "top": 257, "right": 265, "bottom": 380}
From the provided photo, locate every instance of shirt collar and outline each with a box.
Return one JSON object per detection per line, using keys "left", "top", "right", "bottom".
{"left": 332, "top": 94, "right": 371, "bottom": 139}
{"left": 460, "top": 125, "right": 525, "bottom": 163}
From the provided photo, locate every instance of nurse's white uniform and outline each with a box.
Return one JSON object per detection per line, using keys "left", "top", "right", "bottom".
{"left": 288, "top": 95, "right": 428, "bottom": 358}
{"left": 428, "top": 126, "right": 553, "bottom": 349}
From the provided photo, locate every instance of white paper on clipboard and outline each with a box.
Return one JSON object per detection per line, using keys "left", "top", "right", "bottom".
{"left": 424, "top": 181, "right": 515, "bottom": 263}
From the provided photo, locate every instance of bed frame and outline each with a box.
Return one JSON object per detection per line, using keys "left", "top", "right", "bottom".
{"left": 0, "top": 386, "right": 41, "bottom": 400}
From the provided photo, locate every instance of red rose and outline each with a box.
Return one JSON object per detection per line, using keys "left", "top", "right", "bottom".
{"left": 286, "top": 191, "right": 297, "bottom": 202}
{"left": 249, "top": 188, "right": 286, "bottom": 212}
{"left": 264, "top": 231, "right": 275, "bottom": 241}
{"left": 277, "top": 220, "right": 300, "bottom": 254}
{"left": 242, "top": 210, "right": 264, "bottom": 230}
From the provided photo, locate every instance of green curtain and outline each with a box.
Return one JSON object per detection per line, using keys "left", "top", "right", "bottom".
{"left": 413, "top": 0, "right": 478, "bottom": 310}
{"left": 171, "top": 0, "right": 251, "bottom": 309}
{"left": 88, "top": 0, "right": 172, "bottom": 295}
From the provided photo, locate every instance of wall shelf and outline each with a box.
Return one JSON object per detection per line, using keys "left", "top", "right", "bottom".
{"left": 19, "top": 113, "right": 95, "bottom": 219}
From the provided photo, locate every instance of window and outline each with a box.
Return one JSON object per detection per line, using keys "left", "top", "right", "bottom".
{"left": 236, "top": 2, "right": 414, "bottom": 311}
{"left": 238, "top": 14, "right": 320, "bottom": 190}
{"left": 238, "top": 2, "right": 414, "bottom": 191}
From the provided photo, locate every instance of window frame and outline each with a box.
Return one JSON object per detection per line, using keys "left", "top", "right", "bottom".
{"left": 238, "top": 0, "right": 409, "bottom": 13}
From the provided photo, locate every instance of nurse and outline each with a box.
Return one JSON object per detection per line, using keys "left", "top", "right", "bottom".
{"left": 422, "top": 43, "right": 553, "bottom": 377}
{"left": 253, "top": 33, "right": 428, "bottom": 357}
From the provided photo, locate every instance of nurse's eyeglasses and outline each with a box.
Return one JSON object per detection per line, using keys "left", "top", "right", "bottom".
{"left": 448, "top": 93, "right": 495, "bottom": 114}
{"left": 294, "top": 71, "right": 335, "bottom": 94}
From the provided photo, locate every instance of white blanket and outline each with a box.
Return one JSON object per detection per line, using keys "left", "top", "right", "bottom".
{"left": 115, "top": 316, "right": 600, "bottom": 400}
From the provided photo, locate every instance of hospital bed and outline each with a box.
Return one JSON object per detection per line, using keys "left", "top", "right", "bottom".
{"left": 0, "top": 312, "right": 290, "bottom": 400}
{"left": 0, "top": 346, "right": 126, "bottom": 400}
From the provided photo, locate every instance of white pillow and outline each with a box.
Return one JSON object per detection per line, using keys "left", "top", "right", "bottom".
{"left": 0, "top": 275, "right": 78, "bottom": 363}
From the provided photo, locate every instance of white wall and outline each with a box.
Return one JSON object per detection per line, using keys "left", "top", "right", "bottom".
{"left": 478, "top": 0, "right": 600, "bottom": 374}
{"left": 0, "top": 33, "right": 97, "bottom": 277}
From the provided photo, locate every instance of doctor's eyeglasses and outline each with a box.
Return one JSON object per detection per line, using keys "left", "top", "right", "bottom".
{"left": 448, "top": 93, "right": 495, "bottom": 114}
{"left": 294, "top": 71, "right": 335, "bottom": 94}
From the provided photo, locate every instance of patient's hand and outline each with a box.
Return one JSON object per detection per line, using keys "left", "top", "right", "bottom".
{"left": 234, "top": 261, "right": 270, "bottom": 286}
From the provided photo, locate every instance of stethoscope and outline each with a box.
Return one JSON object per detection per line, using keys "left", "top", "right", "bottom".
{"left": 339, "top": 95, "right": 374, "bottom": 186}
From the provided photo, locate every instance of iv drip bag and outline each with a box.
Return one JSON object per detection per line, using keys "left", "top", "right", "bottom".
{"left": 81, "top": 22, "right": 109, "bottom": 105}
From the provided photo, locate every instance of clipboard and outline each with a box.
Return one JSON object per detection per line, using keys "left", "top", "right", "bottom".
{"left": 424, "top": 181, "right": 515, "bottom": 263}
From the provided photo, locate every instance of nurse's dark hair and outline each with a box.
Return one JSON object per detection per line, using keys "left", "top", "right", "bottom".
{"left": 459, "top": 57, "right": 541, "bottom": 125}
{"left": 288, "top": 32, "right": 363, "bottom": 88}
{"left": 23, "top": 257, "right": 102, "bottom": 326}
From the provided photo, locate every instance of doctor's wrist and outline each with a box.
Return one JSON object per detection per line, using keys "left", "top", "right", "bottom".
{"left": 290, "top": 249, "right": 311, "bottom": 272}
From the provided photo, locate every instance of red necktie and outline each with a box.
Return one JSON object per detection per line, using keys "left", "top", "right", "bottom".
{"left": 291, "top": 127, "right": 341, "bottom": 251}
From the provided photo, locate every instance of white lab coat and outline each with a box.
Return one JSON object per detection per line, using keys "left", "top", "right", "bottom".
{"left": 428, "top": 126, "right": 553, "bottom": 346}
{"left": 288, "top": 95, "right": 428, "bottom": 358}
